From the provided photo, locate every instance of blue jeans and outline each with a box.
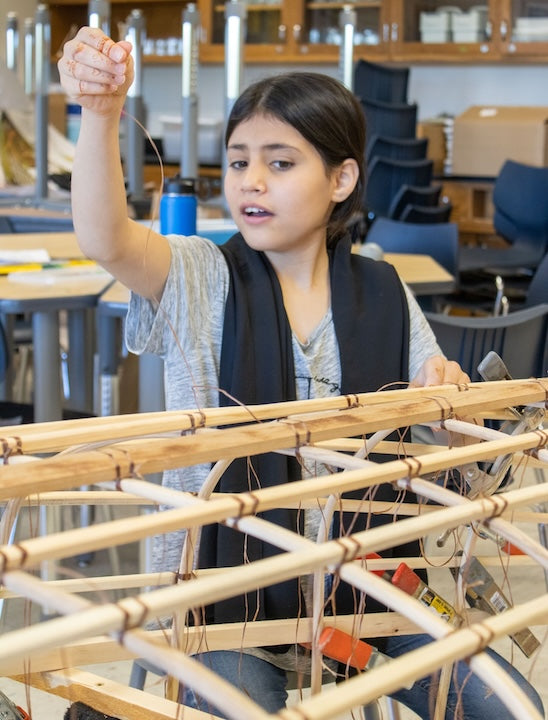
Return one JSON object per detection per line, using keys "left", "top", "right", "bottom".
{"left": 181, "top": 634, "right": 544, "bottom": 719}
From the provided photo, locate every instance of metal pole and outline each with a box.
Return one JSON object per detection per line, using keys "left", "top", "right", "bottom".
{"left": 88, "top": 0, "right": 111, "bottom": 35}
{"left": 24, "top": 17, "right": 34, "bottom": 96}
{"left": 339, "top": 5, "right": 357, "bottom": 91}
{"left": 224, "top": 1, "right": 246, "bottom": 124}
{"left": 34, "top": 4, "right": 50, "bottom": 201}
{"left": 125, "top": 9, "right": 145, "bottom": 201}
{"left": 6, "top": 12, "right": 19, "bottom": 73}
{"left": 223, "top": 0, "right": 246, "bottom": 207}
{"left": 181, "top": 3, "right": 200, "bottom": 179}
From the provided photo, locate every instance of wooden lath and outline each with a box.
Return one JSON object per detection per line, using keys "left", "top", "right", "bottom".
{"left": 0, "top": 378, "right": 546, "bottom": 720}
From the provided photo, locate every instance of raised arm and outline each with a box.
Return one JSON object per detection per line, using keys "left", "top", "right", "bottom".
{"left": 58, "top": 27, "right": 171, "bottom": 300}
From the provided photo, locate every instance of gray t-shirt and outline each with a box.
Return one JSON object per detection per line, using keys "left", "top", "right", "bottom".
{"left": 126, "top": 234, "right": 441, "bottom": 565}
{"left": 126, "top": 234, "right": 442, "bottom": 670}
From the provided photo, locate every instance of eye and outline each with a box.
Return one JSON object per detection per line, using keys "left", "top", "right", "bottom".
{"left": 228, "top": 159, "right": 247, "bottom": 170}
{"left": 272, "top": 160, "right": 294, "bottom": 170}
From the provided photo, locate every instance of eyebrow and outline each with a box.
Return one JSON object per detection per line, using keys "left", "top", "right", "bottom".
{"left": 227, "top": 142, "right": 301, "bottom": 153}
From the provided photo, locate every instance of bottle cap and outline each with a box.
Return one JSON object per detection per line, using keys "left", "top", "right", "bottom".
{"left": 163, "top": 175, "right": 196, "bottom": 195}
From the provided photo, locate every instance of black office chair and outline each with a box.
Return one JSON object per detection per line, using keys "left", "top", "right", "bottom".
{"left": 364, "top": 156, "right": 433, "bottom": 223}
{"left": 399, "top": 202, "right": 453, "bottom": 224}
{"left": 0, "top": 318, "right": 36, "bottom": 425}
{"left": 423, "top": 304, "right": 548, "bottom": 543}
{"left": 424, "top": 304, "right": 548, "bottom": 382}
{"left": 459, "top": 160, "right": 548, "bottom": 274}
{"left": 366, "top": 134, "right": 428, "bottom": 165}
{"left": 359, "top": 97, "right": 418, "bottom": 144}
{"left": 354, "top": 59, "right": 409, "bottom": 104}
{"left": 388, "top": 184, "right": 442, "bottom": 221}
{"left": 524, "top": 252, "right": 548, "bottom": 308}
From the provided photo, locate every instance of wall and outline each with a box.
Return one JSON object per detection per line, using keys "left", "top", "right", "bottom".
{"left": 1, "top": 1, "right": 548, "bottom": 146}
{"left": 142, "top": 61, "right": 548, "bottom": 140}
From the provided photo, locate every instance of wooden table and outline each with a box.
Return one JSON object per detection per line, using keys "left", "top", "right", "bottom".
{"left": 0, "top": 266, "right": 113, "bottom": 423}
{"left": 383, "top": 252, "right": 456, "bottom": 296}
{"left": 0, "top": 231, "right": 83, "bottom": 259}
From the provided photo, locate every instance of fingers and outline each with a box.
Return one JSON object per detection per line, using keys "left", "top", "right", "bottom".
{"left": 409, "top": 356, "right": 470, "bottom": 388}
{"left": 58, "top": 27, "right": 132, "bottom": 98}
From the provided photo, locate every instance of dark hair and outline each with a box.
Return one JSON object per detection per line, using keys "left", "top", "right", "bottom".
{"left": 225, "top": 72, "right": 366, "bottom": 246}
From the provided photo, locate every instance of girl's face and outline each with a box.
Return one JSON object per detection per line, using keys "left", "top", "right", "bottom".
{"left": 224, "top": 114, "right": 353, "bottom": 258}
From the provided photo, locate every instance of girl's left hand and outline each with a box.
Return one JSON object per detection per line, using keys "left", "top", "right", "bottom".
{"left": 409, "top": 355, "right": 470, "bottom": 388}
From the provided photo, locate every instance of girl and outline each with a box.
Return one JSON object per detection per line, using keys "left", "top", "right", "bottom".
{"left": 58, "top": 28, "right": 543, "bottom": 720}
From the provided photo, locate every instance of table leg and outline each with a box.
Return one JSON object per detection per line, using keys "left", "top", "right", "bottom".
{"left": 66, "top": 308, "right": 95, "bottom": 414}
{"left": 0, "top": 314, "right": 15, "bottom": 401}
{"left": 96, "top": 313, "right": 122, "bottom": 416}
{"left": 32, "top": 311, "right": 62, "bottom": 423}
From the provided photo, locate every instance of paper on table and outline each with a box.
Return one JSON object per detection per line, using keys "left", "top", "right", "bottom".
{"left": 0, "top": 249, "right": 51, "bottom": 264}
{"left": 7, "top": 264, "right": 112, "bottom": 285}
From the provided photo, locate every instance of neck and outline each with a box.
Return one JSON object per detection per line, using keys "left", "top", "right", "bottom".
{"left": 273, "top": 248, "right": 331, "bottom": 344}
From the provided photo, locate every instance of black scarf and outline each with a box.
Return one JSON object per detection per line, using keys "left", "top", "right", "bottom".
{"left": 198, "top": 233, "right": 412, "bottom": 626}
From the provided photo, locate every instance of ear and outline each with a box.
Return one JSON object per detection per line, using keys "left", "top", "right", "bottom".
{"left": 331, "top": 158, "right": 359, "bottom": 203}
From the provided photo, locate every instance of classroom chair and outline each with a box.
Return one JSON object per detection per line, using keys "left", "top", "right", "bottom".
{"left": 459, "top": 160, "right": 548, "bottom": 274}
{"left": 359, "top": 97, "right": 418, "bottom": 143}
{"left": 364, "top": 156, "right": 434, "bottom": 224}
{"left": 366, "top": 134, "right": 428, "bottom": 165}
{"left": 364, "top": 216, "right": 459, "bottom": 312}
{"left": 354, "top": 59, "right": 410, "bottom": 104}
{"left": 388, "top": 183, "right": 443, "bottom": 221}
{"left": 399, "top": 202, "right": 453, "bottom": 224}
{"left": 424, "top": 303, "right": 548, "bottom": 382}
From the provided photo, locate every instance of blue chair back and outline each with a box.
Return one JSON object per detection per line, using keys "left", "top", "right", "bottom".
{"left": 365, "top": 217, "right": 459, "bottom": 276}
{"left": 354, "top": 59, "right": 409, "bottom": 104}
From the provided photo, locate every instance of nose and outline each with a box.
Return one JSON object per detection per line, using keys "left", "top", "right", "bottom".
{"left": 240, "top": 161, "right": 266, "bottom": 192}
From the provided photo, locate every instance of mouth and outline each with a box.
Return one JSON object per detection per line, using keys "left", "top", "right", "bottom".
{"left": 241, "top": 205, "right": 273, "bottom": 219}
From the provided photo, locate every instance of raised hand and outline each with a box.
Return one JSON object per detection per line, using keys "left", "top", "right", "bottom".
{"left": 57, "top": 26, "right": 134, "bottom": 116}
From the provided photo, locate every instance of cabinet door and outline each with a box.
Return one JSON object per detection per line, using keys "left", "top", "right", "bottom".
{"left": 389, "top": 0, "right": 500, "bottom": 61}
{"left": 296, "top": 1, "right": 391, "bottom": 62}
{"left": 199, "top": 1, "right": 392, "bottom": 63}
{"left": 49, "top": 0, "right": 191, "bottom": 63}
{"left": 199, "top": 0, "right": 296, "bottom": 62}
{"left": 496, "top": 0, "right": 548, "bottom": 58}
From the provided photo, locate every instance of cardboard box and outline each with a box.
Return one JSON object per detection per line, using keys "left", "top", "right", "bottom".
{"left": 417, "top": 118, "right": 447, "bottom": 175}
{"left": 452, "top": 106, "right": 548, "bottom": 177}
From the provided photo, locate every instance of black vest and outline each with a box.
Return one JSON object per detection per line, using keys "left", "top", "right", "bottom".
{"left": 198, "top": 233, "right": 417, "bottom": 631}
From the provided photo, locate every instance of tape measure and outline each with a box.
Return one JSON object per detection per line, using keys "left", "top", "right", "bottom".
{"left": 0, "top": 690, "right": 30, "bottom": 720}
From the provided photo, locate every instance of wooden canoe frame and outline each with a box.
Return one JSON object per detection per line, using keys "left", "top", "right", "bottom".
{"left": 0, "top": 378, "right": 546, "bottom": 720}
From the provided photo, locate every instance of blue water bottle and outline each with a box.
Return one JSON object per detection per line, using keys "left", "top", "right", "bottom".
{"left": 159, "top": 175, "right": 197, "bottom": 235}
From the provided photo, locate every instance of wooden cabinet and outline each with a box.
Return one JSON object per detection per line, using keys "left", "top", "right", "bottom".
{"left": 47, "top": 0, "right": 548, "bottom": 65}
{"left": 199, "top": 0, "right": 548, "bottom": 65}
{"left": 199, "top": 1, "right": 391, "bottom": 64}
{"left": 389, "top": 0, "right": 548, "bottom": 63}
{"left": 48, "top": 0, "right": 194, "bottom": 63}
